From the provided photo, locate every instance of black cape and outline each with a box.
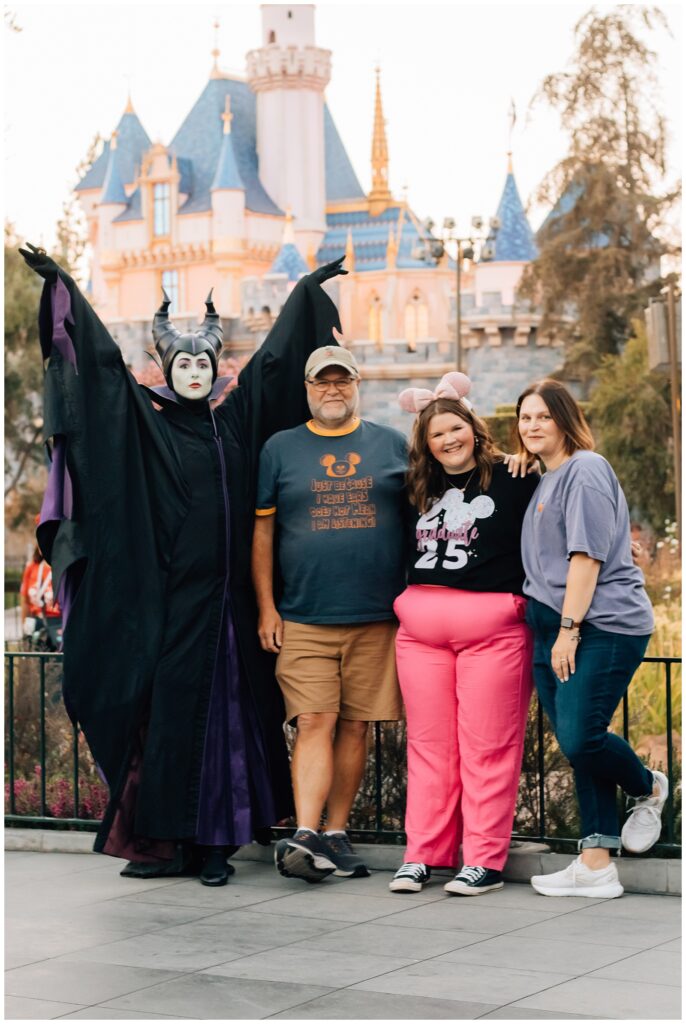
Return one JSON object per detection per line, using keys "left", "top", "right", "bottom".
{"left": 21, "top": 247, "right": 345, "bottom": 857}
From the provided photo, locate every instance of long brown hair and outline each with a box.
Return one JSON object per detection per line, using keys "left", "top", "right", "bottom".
{"left": 514, "top": 379, "right": 594, "bottom": 457}
{"left": 407, "top": 398, "right": 501, "bottom": 513}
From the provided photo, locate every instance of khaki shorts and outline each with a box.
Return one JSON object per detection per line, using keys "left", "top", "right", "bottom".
{"left": 276, "top": 619, "right": 403, "bottom": 724}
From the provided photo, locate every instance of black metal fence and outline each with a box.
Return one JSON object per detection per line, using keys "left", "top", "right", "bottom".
{"left": 4, "top": 650, "right": 682, "bottom": 854}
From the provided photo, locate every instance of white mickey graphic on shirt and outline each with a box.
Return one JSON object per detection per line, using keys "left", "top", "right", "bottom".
{"left": 414, "top": 488, "right": 495, "bottom": 572}
{"left": 416, "top": 488, "right": 495, "bottom": 532}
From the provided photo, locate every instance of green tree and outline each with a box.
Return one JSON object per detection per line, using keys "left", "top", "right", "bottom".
{"left": 590, "top": 322, "right": 673, "bottom": 531}
{"left": 520, "top": 6, "right": 679, "bottom": 384}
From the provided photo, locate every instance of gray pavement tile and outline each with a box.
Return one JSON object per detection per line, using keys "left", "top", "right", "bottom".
{"left": 5, "top": 852, "right": 102, "bottom": 879}
{"left": 51, "top": 931, "right": 249, "bottom": 974}
{"left": 574, "top": 893, "right": 682, "bottom": 924}
{"left": 4, "top": 996, "right": 85, "bottom": 1020}
{"left": 322, "top": 872, "right": 447, "bottom": 903}
{"left": 6, "top": 921, "right": 142, "bottom": 965}
{"left": 221, "top": 862, "right": 312, "bottom": 892}
{"left": 270, "top": 989, "right": 497, "bottom": 1018}
{"left": 588, "top": 948, "right": 681, "bottom": 986}
{"left": 104, "top": 973, "right": 333, "bottom": 1018}
{"left": 655, "top": 937, "right": 681, "bottom": 952}
{"left": 160, "top": 907, "right": 345, "bottom": 950}
{"left": 6, "top": 870, "right": 193, "bottom": 912}
{"left": 479, "top": 1009, "right": 608, "bottom": 1019}
{"left": 352, "top": 960, "right": 572, "bottom": 1004}
{"left": 58, "top": 1010, "right": 191, "bottom": 1019}
{"left": 16, "top": 898, "right": 222, "bottom": 938}
{"left": 436, "top": 934, "right": 643, "bottom": 976}
{"left": 119, "top": 879, "right": 280, "bottom": 911}
{"left": 298, "top": 920, "right": 487, "bottom": 959}
{"left": 247, "top": 889, "right": 409, "bottom": 923}
{"left": 203, "top": 943, "right": 414, "bottom": 987}
{"left": 378, "top": 899, "right": 558, "bottom": 934}
{"left": 459, "top": 883, "right": 609, "bottom": 912}
{"left": 510, "top": 909, "right": 681, "bottom": 951}
{"left": 511, "top": 975, "right": 682, "bottom": 1019}
{"left": 5, "top": 961, "right": 183, "bottom": 1005}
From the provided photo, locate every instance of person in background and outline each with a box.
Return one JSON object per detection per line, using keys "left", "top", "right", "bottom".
{"left": 389, "top": 372, "right": 538, "bottom": 896}
{"left": 20, "top": 518, "right": 62, "bottom": 650}
{"left": 516, "top": 379, "right": 666, "bottom": 898}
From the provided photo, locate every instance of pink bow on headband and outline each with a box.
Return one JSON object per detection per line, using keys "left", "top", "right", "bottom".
{"left": 398, "top": 372, "right": 473, "bottom": 413}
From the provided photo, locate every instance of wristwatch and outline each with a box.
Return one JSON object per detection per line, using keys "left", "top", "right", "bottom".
{"left": 560, "top": 616, "right": 582, "bottom": 630}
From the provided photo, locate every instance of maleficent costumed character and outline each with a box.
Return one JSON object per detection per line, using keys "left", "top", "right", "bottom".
{"left": 20, "top": 244, "right": 347, "bottom": 884}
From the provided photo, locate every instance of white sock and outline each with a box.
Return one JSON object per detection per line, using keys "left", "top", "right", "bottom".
{"left": 295, "top": 826, "right": 317, "bottom": 835}
{"left": 323, "top": 829, "right": 346, "bottom": 837}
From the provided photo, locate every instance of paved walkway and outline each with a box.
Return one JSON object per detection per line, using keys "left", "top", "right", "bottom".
{"left": 5, "top": 852, "right": 681, "bottom": 1020}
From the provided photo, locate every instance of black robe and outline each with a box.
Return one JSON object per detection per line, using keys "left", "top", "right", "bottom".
{"left": 22, "top": 249, "right": 343, "bottom": 860}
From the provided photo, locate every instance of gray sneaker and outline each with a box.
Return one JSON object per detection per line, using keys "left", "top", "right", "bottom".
{"left": 321, "top": 832, "right": 370, "bottom": 878}
{"left": 274, "top": 830, "right": 336, "bottom": 884}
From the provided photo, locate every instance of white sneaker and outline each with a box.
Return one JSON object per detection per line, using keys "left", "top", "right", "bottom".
{"left": 621, "top": 770, "right": 669, "bottom": 854}
{"left": 389, "top": 862, "right": 431, "bottom": 892}
{"left": 531, "top": 855, "right": 623, "bottom": 898}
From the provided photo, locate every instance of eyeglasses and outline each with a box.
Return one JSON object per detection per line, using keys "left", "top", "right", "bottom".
{"left": 305, "top": 377, "right": 357, "bottom": 393}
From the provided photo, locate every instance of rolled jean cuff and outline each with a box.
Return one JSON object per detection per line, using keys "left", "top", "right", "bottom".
{"left": 578, "top": 833, "right": 621, "bottom": 853}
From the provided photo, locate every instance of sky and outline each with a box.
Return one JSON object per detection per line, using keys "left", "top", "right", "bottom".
{"left": 3, "top": 1, "right": 682, "bottom": 251}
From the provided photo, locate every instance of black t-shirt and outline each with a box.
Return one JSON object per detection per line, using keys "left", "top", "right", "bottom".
{"left": 407, "top": 461, "right": 539, "bottom": 595}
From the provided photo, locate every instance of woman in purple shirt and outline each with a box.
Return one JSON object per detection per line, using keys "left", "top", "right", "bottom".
{"left": 516, "top": 379, "right": 666, "bottom": 899}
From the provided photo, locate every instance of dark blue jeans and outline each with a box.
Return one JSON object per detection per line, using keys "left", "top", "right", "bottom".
{"left": 526, "top": 598, "right": 653, "bottom": 851}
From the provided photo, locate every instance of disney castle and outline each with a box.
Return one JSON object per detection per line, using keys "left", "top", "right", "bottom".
{"left": 76, "top": 4, "right": 563, "bottom": 427}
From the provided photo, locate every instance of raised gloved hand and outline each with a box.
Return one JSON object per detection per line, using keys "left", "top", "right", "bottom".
{"left": 18, "top": 243, "right": 59, "bottom": 283}
{"left": 310, "top": 255, "right": 349, "bottom": 285}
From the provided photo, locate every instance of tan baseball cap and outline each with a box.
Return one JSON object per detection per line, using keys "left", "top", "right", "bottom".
{"left": 305, "top": 345, "right": 360, "bottom": 380}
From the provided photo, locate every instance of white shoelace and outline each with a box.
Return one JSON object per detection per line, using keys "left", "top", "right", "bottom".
{"left": 458, "top": 865, "right": 487, "bottom": 883}
{"left": 395, "top": 862, "right": 426, "bottom": 881}
{"left": 625, "top": 800, "right": 663, "bottom": 831}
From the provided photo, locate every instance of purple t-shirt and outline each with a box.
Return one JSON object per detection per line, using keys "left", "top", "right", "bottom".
{"left": 521, "top": 450, "right": 654, "bottom": 635}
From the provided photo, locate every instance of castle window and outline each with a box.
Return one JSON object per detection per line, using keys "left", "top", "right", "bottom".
{"left": 153, "top": 182, "right": 170, "bottom": 237}
{"left": 268, "top": 29, "right": 276, "bottom": 43}
{"left": 368, "top": 294, "right": 382, "bottom": 346}
{"left": 162, "top": 270, "right": 179, "bottom": 313}
{"left": 404, "top": 291, "right": 429, "bottom": 350}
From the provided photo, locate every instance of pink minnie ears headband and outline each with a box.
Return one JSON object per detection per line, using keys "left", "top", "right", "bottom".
{"left": 398, "top": 372, "right": 473, "bottom": 414}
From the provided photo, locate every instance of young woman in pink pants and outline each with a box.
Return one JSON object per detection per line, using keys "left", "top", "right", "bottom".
{"left": 390, "top": 372, "right": 538, "bottom": 896}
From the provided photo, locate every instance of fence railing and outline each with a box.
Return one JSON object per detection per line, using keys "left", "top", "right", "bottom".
{"left": 4, "top": 650, "right": 682, "bottom": 854}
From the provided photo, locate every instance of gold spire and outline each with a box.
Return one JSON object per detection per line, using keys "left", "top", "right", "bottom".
{"left": 124, "top": 92, "right": 134, "bottom": 115}
{"left": 507, "top": 150, "right": 513, "bottom": 174}
{"left": 210, "top": 18, "right": 221, "bottom": 78}
{"left": 368, "top": 66, "right": 392, "bottom": 217}
{"left": 110, "top": 129, "right": 119, "bottom": 151}
{"left": 221, "top": 94, "right": 233, "bottom": 134}
{"left": 306, "top": 243, "right": 316, "bottom": 272}
{"left": 345, "top": 228, "right": 355, "bottom": 272}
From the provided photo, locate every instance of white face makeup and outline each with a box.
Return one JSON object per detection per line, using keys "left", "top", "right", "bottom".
{"left": 170, "top": 352, "right": 213, "bottom": 401}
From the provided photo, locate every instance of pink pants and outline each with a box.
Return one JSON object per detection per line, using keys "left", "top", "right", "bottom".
{"left": 394, "top": 586, "right": 533, "bottom": 871}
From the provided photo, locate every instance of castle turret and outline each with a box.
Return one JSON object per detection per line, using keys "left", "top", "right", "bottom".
{"left": 246, "top": 4, "right": 330, "bottom": 255}
{"left": 210, "top": 95, "right": 246, "bottom": 316}
{"left": 97, "top": 132, "right": 128, "bottom": 319}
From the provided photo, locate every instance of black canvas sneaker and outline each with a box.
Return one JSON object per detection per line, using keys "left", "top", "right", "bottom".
{"left": 274, "top": 829, "right": 336, "bottom": 883}
{"left": 444, "top": 865, "right": 504, "bottom": 896}
{"left": 389, "top": 862, "right": 431, "bottom": 893}
{"left": 321, "top": 832, "right": 370, "bottom": 877}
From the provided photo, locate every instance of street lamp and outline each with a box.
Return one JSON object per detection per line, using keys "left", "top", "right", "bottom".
{"left": 412, "top": 215, "right": 500, "bottom": 372}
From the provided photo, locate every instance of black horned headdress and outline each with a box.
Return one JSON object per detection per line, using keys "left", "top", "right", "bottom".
{"left": 152, "top": 289, "right": 223, "bottom": 386}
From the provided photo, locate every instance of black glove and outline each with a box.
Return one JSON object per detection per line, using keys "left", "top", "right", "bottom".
{"left": 18, "top": 243, "right": 59, "bottom": 283}
{"left": 310, "top": 255, "right": 348, "bottom": 285}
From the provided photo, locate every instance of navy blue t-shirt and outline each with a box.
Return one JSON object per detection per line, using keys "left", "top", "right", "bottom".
{"left": 256, "top": 419, "right": 408, "bottom": 623}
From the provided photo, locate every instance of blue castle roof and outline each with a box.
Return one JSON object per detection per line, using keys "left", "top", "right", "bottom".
{"left": 77, "top": 76, "right": 366, "bottom": 221}
{"left": 211, "top": 126, "right": 244, "bottom": 191}
{"left": 100, "top": 147, "right": 127, "bottom": 205}
{"left": 76, "top": 109, "right": 151, "bottom": 192}
{"left": 270, "top": 242, "right": 309, "bottom": 281}
{"left": 324, "top": 106, "right": 365, "bottom": 201}
{"left": 486, "top": 170, "right": 538, "bottom": 262}
{"left": 317, "top": 205, "right": 434, "bottom": 272}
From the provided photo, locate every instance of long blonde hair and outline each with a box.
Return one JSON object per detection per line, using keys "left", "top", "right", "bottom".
{"left": 407, "top": 398, "right": 501, "bottom": 513}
